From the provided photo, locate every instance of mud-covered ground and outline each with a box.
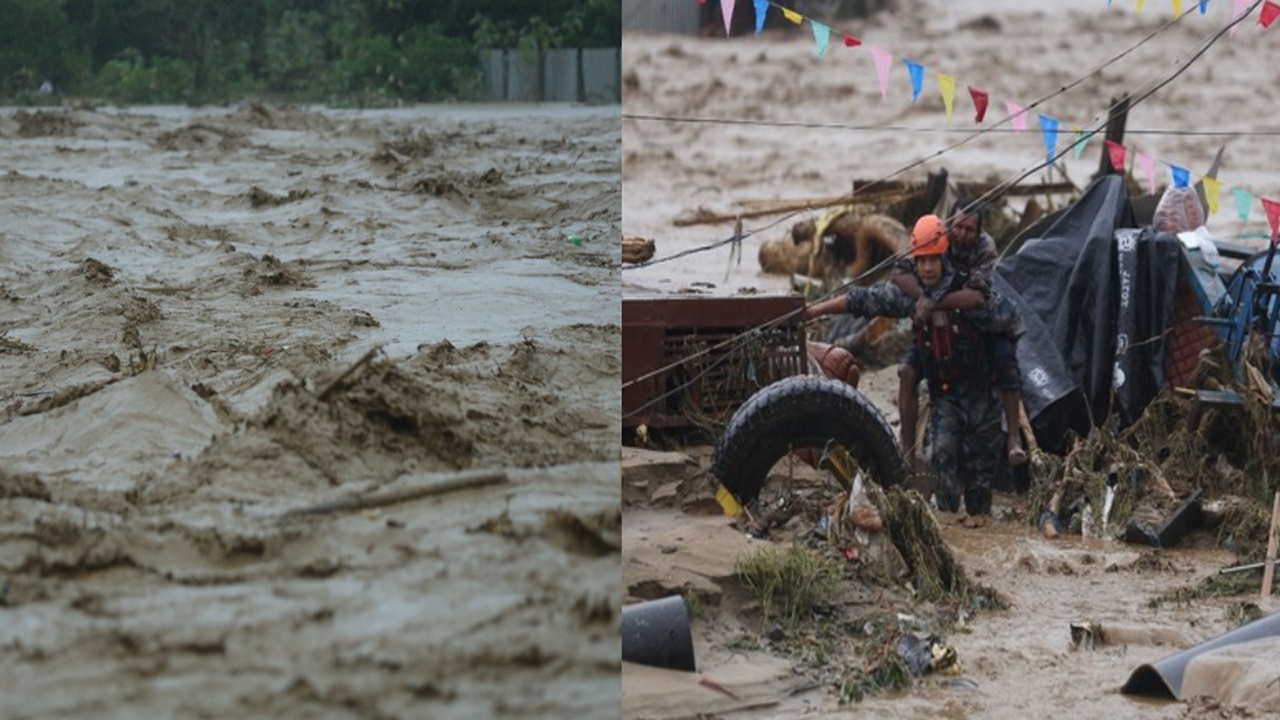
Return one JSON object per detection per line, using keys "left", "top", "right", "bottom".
{"left": 0, "top": 102, "right": 620, "bottom": 719}
{"left": 622, "top": 1, "right": 1280, "bottom": 716}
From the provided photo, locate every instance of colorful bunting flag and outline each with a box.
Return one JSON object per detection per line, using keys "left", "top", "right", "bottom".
{"left": 904, "top": 59, "right": 924, "bottom": 102}
{"left": 1203, "top": 176, "right": 1221, "bottom": 215}
{"left": 1137, "top": 152, "right": 1157, "bottom": 194}
{"left": 1200, "top": 0, "right": 1209, "bottom": 12}
{"left": 753, "top": 0, "right": 768, "bottom": 34}
{"left": 843, "top": 33, "right": 861, "bottom": 47}
{"left": 938, "top": 74, "right": 956, "bottom": 120}
{"left": 1106, "top": 140, "right": 1127, "bottom": 171}
{"left": 722, "top": 0, "right": 737, "bottom": 37}
{"left": 1232, "top": 0, "right": 1250, "bottom": 36}
{"left": 1071, "top": 129, "right": 1093, "bottom": 160}
{"left": 1007, "top": 101, "right": 1027, "bottom": 132}
{"left": 870, "top": 47, "right": 893, "bottom": 101}
{"left": 1038, "top": 114, "right": 1060, "bottom": 165}
{"left": 1263, "top": 197, "right": 1280, "bottom": 240}
{"left": 1171, "top": 165, "right": 1190, "bottom": 188}
{"left": 1173, "top": 0, "right": 1181, "bottom": 15}
{"left": 1137, "top": 0, "right": 1146, "bottom": 13}
{"left": 1262, "top": 0, "right": 1280, "bottom": 27}
{"left": 1233, "top": 186, "right": 1253, "bottom": 222}
{"left": 969, "top": 87, "right": 989, "bottom": 123}
{"left": 782, "top": 7, "right": 803, "bottom": 24}
{"left": 812, "top": 21, "right": 831, "bottom": 57}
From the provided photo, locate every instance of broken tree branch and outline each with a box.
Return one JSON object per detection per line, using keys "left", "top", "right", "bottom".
{"left": 279, "top": 468, "right": 509, "bottom": 522}
{"left": 316, "top": 344, "right": 383, "bottom": 400}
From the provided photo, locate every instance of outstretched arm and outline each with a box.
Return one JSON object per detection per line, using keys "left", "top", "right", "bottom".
{"left": 803, "top": 295, "right": 849, "bottom": 321}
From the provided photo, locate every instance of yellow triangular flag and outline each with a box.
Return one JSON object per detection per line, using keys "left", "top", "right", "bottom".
{"left": 937, "top": 74, "right": 956, "bottom": 120}
{"left": 782, "top": 8, "right": 802, "bottom": 24}
{"left": 1137, "top": 0, "right": 1145, "bottom": 12}
{"left": 1204, "top": 176, "right": 1221, "bottom": 216}
{"left": 1173, "top": 0, "right": 1182, "bottom": 15}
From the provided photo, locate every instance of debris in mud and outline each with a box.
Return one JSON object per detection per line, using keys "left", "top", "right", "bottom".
{"left": 543, "top": 507, "right": 622, "bottom": 557}
{"left": 79, "top": 257, "right": 115, "bottom": 284}
{"left": 244, "top": 186, "right": 312, "bottom": 207}
{"left": 0, "top": 469, "right": 50, "bottom": 501}
{"left": 411, "top": 176, "right": 460, "bottom": 197}
{"left": 13, "top": 109, "right": 79, "bottom": 138}
{"left": 242, "top": 254, "right": 315, "bottom": 289}
{"left": 623, "top": 236, "right": 656, "bottom": 265}
{"left": 870, "top": 484, "right": 1008, "bottom": 609}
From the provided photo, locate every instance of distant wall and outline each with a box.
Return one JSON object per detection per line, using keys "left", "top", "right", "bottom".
{"left": 481, "top": 48, "right": 620, "bottom": 104}
{"left": 622, "top": 0, "right": 702, "bottom": 34}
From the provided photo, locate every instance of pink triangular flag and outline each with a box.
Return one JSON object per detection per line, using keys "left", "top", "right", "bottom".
{"left": 1137, "top": 152, "right": 1157, "bottom": 194}
{"left": 1006, "top": 101, "right": 1027, "bottom": 132}
{"left": 1262, "top": 0, "right": 1280, "bottom": 27}
{"left": 1106, "top": 140, "right": 1126, "bottom": 171}
{"left": 722, "top": 0, "right": 737, "bottom": 37}
{"left": 1263, "top": 197, "right": 1280, "bottom": 240}
{"left": 1232, "top": 0, "right": 1251, "bottom": 36}
{"left": 869, "top": 47, "right": 893, "bottom": 101}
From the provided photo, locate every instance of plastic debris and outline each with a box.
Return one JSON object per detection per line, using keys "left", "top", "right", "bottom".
{"left": 896, "top": 633, "right": 962, "bottom": 677}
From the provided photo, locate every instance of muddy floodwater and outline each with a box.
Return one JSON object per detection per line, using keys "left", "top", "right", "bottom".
{"left": 0, "top": 103, "right": 620, "bottom": 718}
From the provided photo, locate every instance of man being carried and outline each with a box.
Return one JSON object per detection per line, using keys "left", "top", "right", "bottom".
{"left": 890, "top": 198, "right": 1028, "bottom": 466}
{"left": 804, "top": 215, "right": 1017, "bottom": 517}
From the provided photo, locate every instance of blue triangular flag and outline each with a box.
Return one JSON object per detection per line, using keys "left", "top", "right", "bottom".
{"left": 811, "top": 21, "right": 831, "bottom": 58}
{"left": 754, "top": 0, "right": 768, "bottom": 35}
{"left": 903, "top": 59, "right": 924, "bottom": 103}
{"left": 1199, "top": 0, "right": 1209, "bottom": 13}
{"left": 1172, "top": 165, "right": 1190, "bottom": 188}
{"left": 1038, "top": 114, "right": 1060, "bottom": 165}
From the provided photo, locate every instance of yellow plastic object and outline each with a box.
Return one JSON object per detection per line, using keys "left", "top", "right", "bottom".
{"left": 715, "top": 484, "right": 743, "bottom": 517}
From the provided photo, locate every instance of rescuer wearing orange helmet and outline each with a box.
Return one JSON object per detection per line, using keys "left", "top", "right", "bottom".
{"left": 804, "top": 213, "right": 1018, "bottom": 517}
{"left": 891, "top": 198, "right": 1029, "bottom": 470}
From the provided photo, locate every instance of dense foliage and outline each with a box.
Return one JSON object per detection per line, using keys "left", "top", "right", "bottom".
{"left": 0, "top": 0, "right": 620, "bottom": 105}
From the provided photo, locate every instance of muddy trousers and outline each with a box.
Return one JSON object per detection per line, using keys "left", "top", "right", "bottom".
{"left": 926, "top": 388, "right": 1003, "bottom": 515}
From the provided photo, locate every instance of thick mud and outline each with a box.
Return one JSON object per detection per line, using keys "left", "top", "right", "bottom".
{"left": 0, "top": 103, "right": 620, "bottom": 719}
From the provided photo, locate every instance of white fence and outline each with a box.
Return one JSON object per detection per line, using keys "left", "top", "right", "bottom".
{"left": 481, "top": 47, "right": 620, "bottom": 104}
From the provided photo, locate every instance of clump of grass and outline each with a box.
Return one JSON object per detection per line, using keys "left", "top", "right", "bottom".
{"left": 683, "top": 589, "right": 707, "bottom": 623}
{"left": 734, "top": 543, "right": 841, "bottom": 628}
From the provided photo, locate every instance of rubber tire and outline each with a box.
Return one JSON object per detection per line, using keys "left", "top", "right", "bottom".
{"left": 712, "top": 375, "right": 906, "bottom": 506}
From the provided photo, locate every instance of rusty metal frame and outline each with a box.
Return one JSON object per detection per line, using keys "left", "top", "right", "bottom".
{"left": 622, "top": 295, "right": 807, "bottom": 430}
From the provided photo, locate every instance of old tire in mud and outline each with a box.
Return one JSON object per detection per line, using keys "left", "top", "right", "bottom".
{"left": 712, "top": 375, "right": 905, "bottom": 505}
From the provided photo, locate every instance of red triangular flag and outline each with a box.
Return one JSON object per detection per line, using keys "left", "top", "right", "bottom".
{"left": 968, "top": 86, "right": 989, "bottom": 123}
{"left": 843, "top": 33, "right": 861, "bottom": 47}
{"left": 1105, "top": 140, "right": 1127, "bottom": 172}
{"left": 1263, "top": 197, "right": 1280, "bottom": 240}
{"left": 1262, "top": 0, "right": 1280, "bottom": 27}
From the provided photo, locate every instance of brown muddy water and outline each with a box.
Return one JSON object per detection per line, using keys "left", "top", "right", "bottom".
{"left": 0, "top": 103, "right": 620, "bottom": 719}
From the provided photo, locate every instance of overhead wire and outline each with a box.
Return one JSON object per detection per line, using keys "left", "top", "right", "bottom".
{"left": 621, "top": 1, "right": 1264, "bottom": 417}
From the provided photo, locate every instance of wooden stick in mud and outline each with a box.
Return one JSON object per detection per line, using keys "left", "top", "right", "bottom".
{"left": 279, "top": 468, "right": 509, "bottom": 521}
{"left": 1261, "top": 492, "right": 1280, "bottom": 602}
{"left": 316, "top": 344, "right": 383, "bottom": 400}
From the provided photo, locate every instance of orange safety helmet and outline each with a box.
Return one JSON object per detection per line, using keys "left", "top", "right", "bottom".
{"left": 910, "top": 214, "right": 949, "bottom": 257}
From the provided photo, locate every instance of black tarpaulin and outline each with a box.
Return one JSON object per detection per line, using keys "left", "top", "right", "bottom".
{"left": 995, "top": 175, "right": 1188, "bottom": 453}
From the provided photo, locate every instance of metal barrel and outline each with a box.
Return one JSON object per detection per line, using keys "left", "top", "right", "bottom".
{"left": 621, "top": 596, "right": 696, "bottom": 672}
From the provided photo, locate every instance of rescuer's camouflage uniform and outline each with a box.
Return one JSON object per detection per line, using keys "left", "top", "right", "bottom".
{"left": 843, "top": 265, "right": 1015, "bottom": 514}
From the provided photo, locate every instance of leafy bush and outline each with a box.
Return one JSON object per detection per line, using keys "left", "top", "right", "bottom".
{"left": 92, "top": 53, "right": 196, "bottom": 105}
